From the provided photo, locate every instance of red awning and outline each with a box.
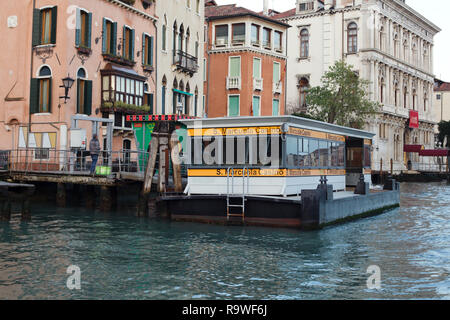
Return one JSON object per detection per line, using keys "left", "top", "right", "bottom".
{"left": 419, "top": 149, "right": 449, "bottom": 157}
{"left": 404, "top": 145, "right": 424, "bottom": 153}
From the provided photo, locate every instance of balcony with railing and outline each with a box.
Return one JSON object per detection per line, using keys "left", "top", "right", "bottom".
{"left": 227, "top": 77, "right": 241, "bottom": 90}
{"left": 273, "top": 81, "right": 282, "bottom": 94}
{"left": 253, "top": 78, "right": 263, "bottom": 91}
{"left": 173, "top": 50, "right": 199, "bottom": 76}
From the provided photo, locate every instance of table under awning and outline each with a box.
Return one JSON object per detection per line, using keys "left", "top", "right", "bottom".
{"left": 404, "top": 145, "right": 424, "bottom": 153}
{"left": 419, "top": 149, "right": 449, "bottom": 157}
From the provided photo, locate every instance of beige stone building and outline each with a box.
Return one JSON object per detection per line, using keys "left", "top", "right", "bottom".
{"left": 433, "top": 80, "right": 450, "bottom": 128}
{"left": 275, "top": 0, "right": 440, "bottom": 172}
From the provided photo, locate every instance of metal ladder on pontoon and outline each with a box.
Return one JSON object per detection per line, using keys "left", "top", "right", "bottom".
{"left": 226, "top": 167, "right": 249, "bottom": 224}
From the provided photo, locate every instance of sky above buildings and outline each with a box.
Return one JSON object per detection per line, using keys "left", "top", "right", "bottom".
{"left": 216, "top": 0, "right": 450, "bottom": 81}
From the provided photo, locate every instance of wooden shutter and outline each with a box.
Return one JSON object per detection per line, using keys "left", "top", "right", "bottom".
{"left": 30, "top": 79, "right": 40, "bottom": 114}
{"left": 76, "top": 79, "right": 81, "bottom": 113}
{"left": 87, "top": 12, "right": 92, "bottom": 48}
{"left": 84, "top": 80, "right": 93, "bottom": 115}
{"left": 48, "top": 78, "right": 52, "bottom": 113}
{"left": 50, "top": 6, "right": 57, "bottom": 44}
{"left": 149, "top": 36, "right": 154, "bottom": 66}
{"left": 130, "top": 29, "right": 135, "bottom": 60}
{"left": 122, "top": 26, "right": 126, "bottom": 57}
{"left": 142, "top": 34, "right": 146, "bottom": 65}
{"left": 32, "top": 9, "right": 42, "bottom": 47}
{"left": 102, "top": 18, "right": 107, "bottom": 53}
{"left": 228, "top": 96, "right": 239, "bottom": 117}
{"left": 112, "top": 22, "right": 117, "bottom": 55}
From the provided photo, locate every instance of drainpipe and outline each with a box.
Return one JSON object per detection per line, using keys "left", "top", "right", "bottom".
{"left": 153, "top": 19, "right": 158, "bottom": 114}
{"left": 206, "top": 23, "right": 211, "bottom": 118}
{"left": 28, "top": 0, "right": 37, "bottom": 149}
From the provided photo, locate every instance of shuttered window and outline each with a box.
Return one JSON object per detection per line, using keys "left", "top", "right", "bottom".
{"left": 76, "top": 9, "right": 92, "bottom": 48}
{"left": 77, "top": 79, "right": 93, "bottom": 115}
{"left": 228, "top": 95, "right": 240, "bottom": 117}
{"left": 142, "top": 34, "right": 154, "bottom": 66}
{"left": 30, "top": 78, "right": 52, "bottom": 114}
{"left": 272, "top": 99, "right": 280, "bottom": 116}
{"left": 33, "top": 6, "right": 57, "bottom": 46}
{"left": 229, "top": 57, "right": 241, "bottom": 77}
{"left": 253, "top": 58, "right": 261, "bottom": 78}
{"left": 252, "top": 96, "right": 260, "bottom": 116}
{"left": 123, "top": 27, "right": 135, "bottom": 61}
{"left": 102, "top": 19, "right": 117, "bottom": 55}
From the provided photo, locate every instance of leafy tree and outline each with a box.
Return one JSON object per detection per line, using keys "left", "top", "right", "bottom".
{"left": 305, "top": 60, "right": 380, "bottom": 129}
{"left": 437, "top": 120, "right": 450, "bottom": 148}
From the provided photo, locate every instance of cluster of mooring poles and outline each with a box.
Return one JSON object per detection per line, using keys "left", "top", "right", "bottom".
{"left": 0, "top": 181, "right": 35, "bottom": 221}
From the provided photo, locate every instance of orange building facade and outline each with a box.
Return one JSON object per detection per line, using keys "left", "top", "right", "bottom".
{"left": 0, "top": 0, "right": 157, "bottom": 154}
{"left": 204, "top": 4, "right": 289, "bottom": 118}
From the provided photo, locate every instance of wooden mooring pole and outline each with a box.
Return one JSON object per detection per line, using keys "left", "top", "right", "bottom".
{"left": 0, "top": 182, "right": 35, "bottom": 221}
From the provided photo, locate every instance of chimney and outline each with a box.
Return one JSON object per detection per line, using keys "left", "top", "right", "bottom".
{"left": 263, "top": 0, "right": 269, "bottom": 16}
{"left": 324, "top": 0, "right": 334, "bottom": 10}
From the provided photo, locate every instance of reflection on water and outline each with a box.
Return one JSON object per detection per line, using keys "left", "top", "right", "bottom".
{"left": 0, "top": 182, "right": 449, "bottom": 300}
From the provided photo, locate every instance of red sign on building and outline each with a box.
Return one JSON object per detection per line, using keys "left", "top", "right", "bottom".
{"left": 409, "top": 110, "right": 419, "bottom": 128}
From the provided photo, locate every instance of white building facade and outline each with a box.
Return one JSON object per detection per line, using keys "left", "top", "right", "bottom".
{"left": 277, "top": 0, "right": 440, "bottom": 172}
{"left": 155, "top": 0, "right": 205, "bottom": 116}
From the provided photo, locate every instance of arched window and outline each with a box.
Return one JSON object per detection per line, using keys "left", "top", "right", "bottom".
{"left": 300, "top": 29, "right": 309, "bottom": 58}
{"left": 77, "top": 67, "right": 90, "bottom": 115}
{"left": 179, "top": 24, "right": 184, "bottom": 53}
{"left": 412, "top": 89, "right": 417, "bottom": 110}
{"left": 380, "top": 78, "right": 385, "bottom": 104}
{"left": 423, "top": 89, "right": 428, "bottom": 112}
{"left": 394, "top": 84, "right": 399, "bottom": 107}
{"left": 123, "top": 139, "right": 131, "bottom": 165}
{"left": 299, "top": 77, "right": 309, "bottom": 109}
{"left": 403, "top": 87, "right": 408, "bottom": 109}
{"left": 34, "top": 65, "right": 52, "bottom": 113}
{"left": 347, "top": 23, "right": 358, "bottom": 53}
{"left": 173, "top": 21, "right": 178, "bottom": 56}
{"left": 162, "top": 16, "right": 167, "bottom": 51}
{"left": 194, "top": 86, "right": 199, "bottom": 117}
{"left": 162, "top": 75, "right": 167, "bottom": 114}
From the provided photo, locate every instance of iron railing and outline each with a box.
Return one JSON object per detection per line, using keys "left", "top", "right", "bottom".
{"left": 0, "top": 151, "right": 10, "bottom": 170}
{"left": 411, "top": 161, "right": 449, "bottom": 173}
{"left": 173, "top": 50, "right": 199, "bottom": 74}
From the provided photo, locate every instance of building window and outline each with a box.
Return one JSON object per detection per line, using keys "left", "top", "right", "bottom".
{"left": 77, "top": 68, "right": 92, "bottom": 115}
{"left": 347, "top": 22, "right": 358, "bottom": 54}
{"left": 143, "top": 83, "right": 154, "bottom": 114}
{"left": 101, "top": 74, "right": 145, "bottom": 107}
{"left": 300, "top": 28, "right": 309, "bottom": 58}
{"left": 196, "top": 0, "right": 200, "bottom": 14}
{"left": 274, "top": 31, "right": 282, "bottom": 52}
{"left": 272, "top": 99, "right": 280, "bottom": 116}
{"left": 424, "top": 91, "right": 428, "bottom": 112}
{"left": 252, "top": 96, "right": 260, "bottom": 116}
{"left": 76, "top": 9, "right": 92, "bottom": 48}
{"left": 162, "top": 24, "right": 167, "bottom": 51}
{"left": 380, "top": 78, "right": 385, "bottom": 103}
{"left": 273, "top": 62, "right": 281, "bottom": 84}
{"left": 215, "top": 25, "right": 228, "bottom": 46}
{"left": 102, "top": 19, "right": 117, "bottom": 55}
{"left": 404, "top": 87, "right": 408, "bottom": 109}
{"left": 253, "top": 58, "right": 261, "bottom": 79}
{"left": 38, "top": 67, "right": 52, "bottom": 113}
{"left": 263, "top": 28, "right": 271, "bottom": 49}
{"left": 229, "top": 56, "right": 241, "bottom": 78}
{"left": 123, "top": 26, "right": 135, "bottom": 61}
{"left": 41, "top": 8, "right": 54, "bottom": 45}
{"left": 142, "top": 34, "right": 154, "bottom": 66}
{"left": 412, "top": 89, "right": 417, "bottom": 110}
{"left": 228, "top": 95, "right": 240, "bottom": 117}
{"left": 232, "top": 23, "right": 245, "bottom": 45}
{"left": 299, "top": 77, "right": 309, "bottom": 108}
{"left": 251, "top": 24, "right": 260, "bottom": 46}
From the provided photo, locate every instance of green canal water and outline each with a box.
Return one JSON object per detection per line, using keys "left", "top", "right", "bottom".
{"left": 0, "top": 182, "right": 449, "bottom": 300}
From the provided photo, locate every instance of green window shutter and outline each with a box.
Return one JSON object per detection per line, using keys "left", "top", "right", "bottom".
{"left": 130, "top": 29, "right": 135, "bottom": 60}
{"left": 229, "top": 57, "right": 240, "bottom": 77}
{"left": 51, "top": 6, "right": 57, "bottom": 44}
{"left": 122, "top": 26, "right": 126, "bottom": 58}
{"left": 30, "top": 79, "right": 40, "bottom": 114}
{"left": 272, "top": 99, "right": 279, "bottom": 116}
{"left": 273, "top": 63, "right": 280, "bottom": 83}
{"left": 253, "top": 58, "right": 261, "bottom": 78}
{"left": 87, "top": 12, "right": 92, "bottom": 48}
{"left": 75, "top": 8, "right": 81, "bottom": 47}
{"left": 102, "top": 18, "right": 107, "bottom": 53}
{"left": 228, "top": 96, "right": 239, "bottom": 117}
{"left": 32, "top": 9, "right": 42, "bottom": 47}
{"left": 84, "top": 80, "right": 93, "bottom": 115}
{"left": 112, "top": 22, "right": 117, "bottom": 55}
{"left": 252, "top": 96, "right": 260, "bottom": 116}
{"left": 47, "top": 78, "right": 52, "bottom": 113}
{"left": 76, "top": 79, "right": 81, "bottom": 113}
{"left": 149, "top": 36, "right": 154, "bottom": 66}
{"left": 142, "top": 34, "right": 146, "bottom": 65}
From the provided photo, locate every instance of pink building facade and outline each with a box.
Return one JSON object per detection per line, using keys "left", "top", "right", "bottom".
{"left": 0, "top": 0, "right": 157, "bottom": 155}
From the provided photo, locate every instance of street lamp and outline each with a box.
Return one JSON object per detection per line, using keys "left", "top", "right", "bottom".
{"left": 60, "top": 75, "right": 75, "bottom": 103}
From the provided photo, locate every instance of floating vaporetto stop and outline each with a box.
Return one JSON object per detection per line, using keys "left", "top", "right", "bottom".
{"left": 159, "top": 116, "right": 400, "bottom": 229}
